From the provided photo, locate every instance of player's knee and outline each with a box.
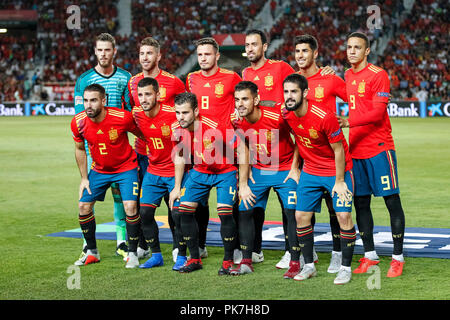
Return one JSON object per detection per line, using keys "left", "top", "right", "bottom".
{"left": 354, "top": 195, "right": 371, "bottom": 212}
{"left": 295, "top": 211, "right": 313, "bottom": 227}
{"left": 123, "top": 201, "right": 137, "bottom": 216}
{"left": 78, "top": 202, "right": 93, "bottom": 216}
{"left": 140, "top": 205, "right": 156, "bottom": 223}
{"left": 284, "top": 209, "right": 296, "bottom": 220}
{"left": 171, "top": 207, "right": 182, "bottom": 226}
{"left": 336, "top": 211, "right": 353, "bottom": 229}
{"left": 238, "top": 209, "right": 253, "bottom": 224}
{"left": 383, "top": 194, "right": 402, "bottom": 210}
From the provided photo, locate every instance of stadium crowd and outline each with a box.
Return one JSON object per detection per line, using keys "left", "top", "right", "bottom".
{"left": 0, "top": 0, "right": 448, "bottom": 101}
{"left": 269, "top": 0, "right": 449, "bottom": 100}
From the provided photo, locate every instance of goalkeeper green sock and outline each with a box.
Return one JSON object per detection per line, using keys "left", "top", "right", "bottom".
{"left": 113, "top": 198, "right": 127, "bottom": 245}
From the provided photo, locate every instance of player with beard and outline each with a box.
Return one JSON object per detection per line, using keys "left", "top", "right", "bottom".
{"left": 73, "top": 33, "right": 132, "bottom": 261}
{"left": 240, "top": 30, "right": 295, "bottom": 266}
{"left": 281, "top": 74, "right": 356, "bottom": 285}
{"left": 170, "top": 92, "right": 239, "bottom": 274}
{"left": 130, "top": 77, "right": 184, "bottom": 270}
{"left": 233, "top": 81, "right": 302, "bottom": 277}
{"left": 127, "top": 37, "right": 186, "bottom": 263}
{"left": 295, "top": 34, "right": 348, "bottom": 273}
{"left": 71, "top": 84, "right": 144, "bottom": 268}
{"left": 185, "top": 38, "right": 242, "bottom": 261}
{"left": 242, "top": 29, "right": 295, "bottom": 106}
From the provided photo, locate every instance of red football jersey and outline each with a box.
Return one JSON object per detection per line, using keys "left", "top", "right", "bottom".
{"left": 128, "top": 69, "right": 185, "bottom": 155}
{"left": 301, "top": 70, "right": 347, "bottom": 114}
{"left": 186, "top": 68, "right": 241, "bottom": 129}
{"left": 132, "top": 104, "right": 179, "bottom": 177}
{"left": 345, "top": 63, "right": 394, "bottom": 159}
{"left": 71, "top": 108, "right": 140, "bottom": 174}
{"left": 281, "top": 102, "right": 352, "bottom": 176}
{"left": 242, "top": 59, "right": 294, "bottom": 103}
{"left": 172, "top": 116, "right": 236, "bottom": 175}
{"left": 233, "top": 105, "right": 294, "bottom": 171}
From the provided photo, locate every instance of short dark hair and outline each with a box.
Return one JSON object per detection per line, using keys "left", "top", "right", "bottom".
{"left": 283, "top": 73, "right": 308, "bottom": 92}
{"left": 84, "top": 83, "right": 106, "bottom": 98}
{"left": 294, "top": 34, "right": 318, "bottom": 51}
{"left": 140, "top": 36, "right": 160, "bottom": 50}
{"left": 235, "top": 81, "right": 259, "bottom": 97}
{"left": 137, "top": 77, "right": 159, "bottom": 92}
{"left": 95, "top": 33, "right": 116, "bottom": 48}
{"left": 347, "top": 32, "right": 370, "bottom": 49}
{"left": 194, "top": 37, "right": 219, "bottom": 52}
{"left": 174, "top": 92, "right": 198, "bottom": 110}
{"left": 246, "top": 29, "right": 267, "bottom": 45}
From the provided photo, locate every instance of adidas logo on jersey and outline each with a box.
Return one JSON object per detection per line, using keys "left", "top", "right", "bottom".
{"left": 204, "top": 83, "right": 211, "bottom": 87}
{"left": 97, "top": 129, "right": 104, "bottom": 134}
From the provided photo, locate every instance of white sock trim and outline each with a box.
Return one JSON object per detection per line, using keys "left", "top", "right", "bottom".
{"left": 392, "top": 254, "right": 404, "bottom": 262}
{"left": 364, "top": 250, "right": 379, "bottom": 260}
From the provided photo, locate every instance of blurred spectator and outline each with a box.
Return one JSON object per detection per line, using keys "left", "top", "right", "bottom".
{"left": 0, "top": 0, "right": 447, "bottom": 102}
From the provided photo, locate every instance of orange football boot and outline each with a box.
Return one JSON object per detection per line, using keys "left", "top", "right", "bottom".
{"left": 387, "top": 259, "right": 404, "bottom": 277}
{"left": 353, "top": 257, "right": 380, "bottom": 274}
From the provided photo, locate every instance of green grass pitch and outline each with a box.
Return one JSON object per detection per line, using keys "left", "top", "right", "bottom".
{"left": 0, "top": 116, "right": 449, "bottom": 300}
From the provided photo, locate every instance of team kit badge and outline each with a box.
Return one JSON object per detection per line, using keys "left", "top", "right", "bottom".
{"left": 161, "top": 125, "right": 171, "bottom": 137}
{"left": 109, "top": 128, "right": 118, "bottom": 141}
{"left": 315, "top": 86, "right": 324, "bottom": 99}
{"left": 264, "top": 74, "right": 273, "bottom": 90}
{"left": 215, "top": 83, "right": 224, "bottom": 97}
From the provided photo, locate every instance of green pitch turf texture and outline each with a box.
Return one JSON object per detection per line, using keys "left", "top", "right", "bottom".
{"left": 0, "top": 116, "right": 449, "bottom": 301}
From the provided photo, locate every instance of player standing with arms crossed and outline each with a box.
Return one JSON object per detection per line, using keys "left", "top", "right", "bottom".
{"left": 337, "top": 32, "right": 405, "bottom": 277}
{"left": 71, "top": 84, "right": 144, "bottom": 268}
{"left": 282, "top": 73, "right": 356, "bottom": 284}
{"left": 73, "top": 33, "right": 132, "bottom": 260}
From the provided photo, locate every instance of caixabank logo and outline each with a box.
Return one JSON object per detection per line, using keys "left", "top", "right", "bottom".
{"left": 336, "top": 101, "right": 450, "bottom": 118}
{"left": 388, "top": 102, "right": 419, "bottom": 117}
{"left": 30, "top": 102, "right": 75, "bottom": 116}
{"left": 427, "top": 102, "right": 450, "bottom": 117}
{"left": 0, "top": 102, "right": 75, "bottom": 116}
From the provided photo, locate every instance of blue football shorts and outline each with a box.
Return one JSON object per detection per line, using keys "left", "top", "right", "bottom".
{"left": 179, "top": 168, "right": 238, "bottom": 207}
{"left": 136, "top": 151, "right": 149, "bottom": 183}
{"left": 79, "top": 168, "right": 139, "bottom": 203}
{"left": 296, "top": 170, "right": 354, "bottom": 213}
{"left": 238, "top": 167, "right": 297, "bottom": 211}
{"left": 140, "top": 172, "right": 177, "bottom": 207}
{"left": 352, "top": 150, "right": 400, "bottom": 197}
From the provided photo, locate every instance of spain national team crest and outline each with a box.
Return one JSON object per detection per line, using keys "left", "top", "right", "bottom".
{"left": 215, "top": 83, "right": 224, "bottom": 97}
{"left": 358, "top": 81, "right": 366, "bottom": 94}
{"left": 109, "top": 128, "right": 118, "bottom": 141}
{"left": 161, "top": 125, "right": 171, "bottom": 137}
{"left": 264, "top": 75, "right": 274, "bottom": 89}
{"left": 309, "top": 128, "right": 319, "bottom": 139}
{"left": 160, "top": 87, "right": 167, "bottom": 99}
{"left": 315, "top": 86, "right": 324, "bottom": 99}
